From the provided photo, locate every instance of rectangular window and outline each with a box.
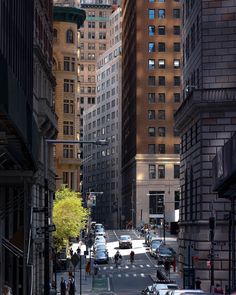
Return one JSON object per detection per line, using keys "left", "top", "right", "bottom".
{"left": 175, "top": 191, "right": 180, "bottom": 210}
{"left": 174, "top": 164, "right": 180, "bottom": 178}
{"left": 149, "top": 59, "right": 155, "bottom": 69}
{"left": 64, "top": 79, "right": 74, "bottom": 92}
{"left": 149, "top": 42, "right": 155, "bottom": 52}
{"left": 158, "top": 59, "right": 165, "bottom": 69}
{"left": 148, "top": 127, "right": 156, "bottom": 136}
{"left": 174, "top": 42, "right": 180, "bottom": 52}
{"left": 158, "top": 110, "right": 165, "bottom": 120}
{"left": 158, "top": 144, "right": 165, "bottom": 154}
{"left": 149, "top": 164, "right": 156, "bottom": 179}
{"left": 148, "top": 76, "right": 156, "bottom": 86}
{"left": 63, "top": 99, "right": 74, "bottom": 114}
{"left": 158, "top": 127, "right": 166, "bottom": 137}
{"left": 64, "top": 57, "right": 70, "bottom": 71}
{"left": 148, "top": 144, "right": 156, "bottom": 154}
{"left": 174, "top": 59, "right": 180, "bottom": 69}
{"left": 159, "top": 93, "right": 165, "bottom": 103}
{"left": 158, "top": 9, "right": 165, "bottom": 18}
{"left": 158, "top": 42, "right": 165, "bottom": 52}
{"left": 148, "top": 25, "right": 155, "bottom": 36}
{"left": 63, "top": 121, "right": 74, "bottom": 135}
{"left": 159, "top": 76, "right": 165, "bottom": 86}
{"left": 158, "top": 165, "right": 165, "bottom": 178}
{"left": 174, "top": 144, "right": 180, "bottom": 154}
{"left": 173, "top": 26, "right": 180, "bottom": 35}
{"left": 173, "top": 9, "right": 180, "bottom": 18}
{"left": 63, "top": 145, "right": 74, "bottom": 158}
{"left": 174, "top": 93, "right": 181, "bottom": 102}
{"left": 149, "top": 9, "right": 155, "bottom": 19}
{"left": 174, "top": 76, "right": 181, "bottom": 86}
{"left": 158, "top": 26, "right": 165, "bottom": 35}
{"left": 148, "top": 110, "right": 155, "bottom": 120}
{"left": 148, "top": 93, "right": 156, "bottom": 103}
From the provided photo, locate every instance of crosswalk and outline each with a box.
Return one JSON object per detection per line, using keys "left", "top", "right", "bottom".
{"left": 97, "top": 272, "right": 148, "bottom": 279}
{"left": 99, "top": 263, "right": 158, "bottom": 270}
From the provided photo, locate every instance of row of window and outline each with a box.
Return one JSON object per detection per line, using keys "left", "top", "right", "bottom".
{"left": 79, "top": 96, "right": 96, "bottom": 105}
{"left": 53, "top": 29, "right": 75, "bottom": 44}
{"left": 149, "top": 25, "right": 180, "bottom": 36}
{"left": 148, "top": 76, "right": 181, "bottom": 86}
{"left": 149, "top": 0, "right": 180, "bottom": 2}
{"left": 148, "top": 144, "right": 180, "bottom": 154}
{"left": 147, "top": 109, "right": 176, "bottom": 121}
{"left": 80, "top": 64, "right": 96, "bottom": 71}
{"left": 85, "top": 123, "right": 118, "bottom": 137}
{"left": 80, "top": 86, "right": 96, "bottom": 94}
{"left": 80, "top": 43, "right": 106, "bottom": 51}
{"left": 148, "top": 59, "right": 180, "bottom": 69}
{"left": 149, "top": 164, "right": 180, "bottom": 179}
{"left": 85, "top": 112, "right": 117, "bottom": 127}
{"left": 148, "top": 92, "right": 181, "bottom": 103}
{"left": 148, "top": 42, "right": 180, "bottom": 52}
{"left": 87, "top": 21, "right": 107, "bottom": 29}
{"left": 79, "top": 75, "right": 96, "bottom": 83}
{"left": 80, "top": 31, "right": 107, "bottom": 40}
{"left": 80, "top": 53, "right": 96, "bottom": 60}
{"left": 148, "top": 126, "right": 179, "bottom": 137}
{"left": 148, "top": 8, "right": 180, "bottom": 19}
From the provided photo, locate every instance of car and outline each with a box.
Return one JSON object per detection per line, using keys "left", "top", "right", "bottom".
{"left": 94, "top": 249, "right": 109, "bottom": 264}
{"left": 119, "top": 235, "right": 132, "bottom": 249}
{"left": 152, "top": 283, "right": 179, "bottom": 295}
{"left": 169, "top": 290, "right": 205, "bottom": 295}
{"left": 95, "top": 236, "right": 106, "bottom": 243}
{"left": 95, "top": 228, "right": 106, "bottom": 237}
{"left": 149, "top": 239, "right": 163, "bottom": 257}
{"left": 95, "top": 223, "right": 104, "bottom": 230}
{"left": 94, "top": 244, "right": 108, "bottom": 255}
{"left": 156, "top": 246, "right": 176, "bottom": 264}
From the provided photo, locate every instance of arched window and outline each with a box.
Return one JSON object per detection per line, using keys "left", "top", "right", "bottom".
{"left": 66, "top": 29, "right": 74, "bottom": 43}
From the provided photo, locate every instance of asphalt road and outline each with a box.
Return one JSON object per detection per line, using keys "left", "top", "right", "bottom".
{"left": 93, "top": 229, "right": 159, "bottom": 294}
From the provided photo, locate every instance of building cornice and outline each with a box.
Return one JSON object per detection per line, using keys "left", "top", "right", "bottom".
{"left": 53, "top": 6, "right": 86, "bottom": 28}
{"left": 175, "top": 88, "right": 236, "bottom": 132}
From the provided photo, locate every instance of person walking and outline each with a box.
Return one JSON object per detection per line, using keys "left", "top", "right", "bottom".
{"left": 68, "top": 276, "right": 75, "bottom": 295}
{"left": 130, "top": 250, "right": 135, "bottom": 263}
{"left": 93, "top": 262, "right": 99, "bottom": 275}
{"left": 60, "top": 277, "right": 67, "bottom": 295}
{"left": 85, "top": 261, "right": 91, "bottom": 278}
{"left": 195, "top": 277, "right": 201, "bottom": 289}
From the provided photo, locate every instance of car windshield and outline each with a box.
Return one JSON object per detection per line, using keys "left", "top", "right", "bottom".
{"left": 159, "top": 247, "right": 173, "bottom": 255}
{"left": 120, "top": 235, "right": 130, "bottom": 240}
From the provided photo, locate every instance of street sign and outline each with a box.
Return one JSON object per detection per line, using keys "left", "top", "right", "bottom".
{"left": 71, "top": 253, "right": 80, "bottom": 267}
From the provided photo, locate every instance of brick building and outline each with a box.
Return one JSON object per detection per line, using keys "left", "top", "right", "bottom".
{"left": 121, "top": 0, "right": 181, "bottom": 229}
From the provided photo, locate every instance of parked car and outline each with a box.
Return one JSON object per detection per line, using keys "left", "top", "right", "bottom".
{"left": 156, "top": 246, "right": 176, "bottom": 264}
{"left": 94, "top": 249, "right": 109, "bottom": 264}
{"left": 95, "top": 235, "right": 106, "bottom": 243}
{"left": 149, "top": 239, "right": 162, "bottom": 257}
{"left": 119, "top": 235, "right": 132, "bottom": 249}
{"left": 146, "top": 232, "right": 159, "bottom": 246}
{"left": 169, "top": 290, "right": 205, "bottom": 295}
{"left": 142, "top": 283, "right": 178, "bottom": 295}
{"left": 95, "top": 228, "right": 106, "bottom": 237}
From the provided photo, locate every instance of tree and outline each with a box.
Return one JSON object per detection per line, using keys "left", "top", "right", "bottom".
{"left": 53, "top": 185, "right": 89, "bottom": 250}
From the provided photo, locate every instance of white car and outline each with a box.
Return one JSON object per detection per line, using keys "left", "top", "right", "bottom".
{"left": 95, "top": 236, "right": 106, "bottom": 243}
{"left": 119, "top": 235, "right": 132, "bottom": 249}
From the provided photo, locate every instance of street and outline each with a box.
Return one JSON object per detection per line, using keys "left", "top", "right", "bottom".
{"left": 56, "top": 229, "right": 180, "bottom": 295}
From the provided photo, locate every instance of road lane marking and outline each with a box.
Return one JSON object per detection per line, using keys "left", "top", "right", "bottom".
{"left": 141, "top": 273, "right": 145, "bottom": 277}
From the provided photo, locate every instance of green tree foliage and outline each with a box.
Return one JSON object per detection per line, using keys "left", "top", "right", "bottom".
{"left": 53, "top": 185, "right": 89, "bottom": 250}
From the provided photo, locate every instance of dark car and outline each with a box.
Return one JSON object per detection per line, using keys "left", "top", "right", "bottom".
{"left": 149, "top": 239, "right": 162, "bottom": 257}
{"left": 94, "top": 249, "right": 109, "bottom": 264}
{"left": 119, "top": 235, "right": 132, "bottom": 249}
{"left": 156, "top": 246, "right": 175, "bottom": 264}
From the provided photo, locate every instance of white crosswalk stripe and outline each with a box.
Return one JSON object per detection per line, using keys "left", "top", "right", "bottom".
{"left": 101, "top": 263, "right": 153, "bottom": 270}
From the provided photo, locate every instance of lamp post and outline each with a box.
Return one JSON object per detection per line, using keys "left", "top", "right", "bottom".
{"left": 43, "top": 138, "right": 108, "bottom": 295}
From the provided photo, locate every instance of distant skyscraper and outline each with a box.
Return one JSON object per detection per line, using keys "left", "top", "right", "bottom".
{"left": 121, "top": 0, "right": 181, "bottom": 229}
{"left": 83, "top": 6, "right": 122, "bottom": 228}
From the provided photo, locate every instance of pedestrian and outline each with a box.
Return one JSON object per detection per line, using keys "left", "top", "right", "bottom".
{"left": 68, "top": 276, "right": 75, "bottom": 295}
{"left": 85, "top": 261, "right": 91, "bottom": 276}
{"left": 60, "top": 277, "right": 67, "bottom": 295}
{"left": 214, "top": 283, "right": 224, "bottom": 294}
{"left": 93, "top": 262, "right": 99, "bottom": 275}
{"left": 195, "top": 277, "right": 201, "bottom": 289}
{"left": 69, "top": 247, "right": 73, "bottom": 257}
{"left": 76, "top": 246, "right": 81, "bottom": 255}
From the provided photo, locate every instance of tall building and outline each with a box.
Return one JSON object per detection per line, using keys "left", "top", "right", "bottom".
{"left": 175, "top": 0, "right": 236, "bottom": 290}
{"left": 78, "top": 0, "right": 117, "bottom": 193}
{"left": 83, "top": 6, "right": 122, "bottom": 228}
{"left": 53, "top": 5, "right": 86, "bottom": 191}
{"left": 121, "top": 0, "right": 181, "bottom": 229}
{"left": 0, "top": 0, "right": 57, "bottom": 294}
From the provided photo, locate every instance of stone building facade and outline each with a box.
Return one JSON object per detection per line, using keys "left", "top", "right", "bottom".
{"left": 175, "top": 0, "right": 236, "bottom": 290}
{"left": 53, "top": 6, "right": 86, "bottom": 191}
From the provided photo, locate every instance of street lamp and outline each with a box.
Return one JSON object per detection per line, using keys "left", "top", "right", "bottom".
{"left": 43, "top": 138, "right": 108, "bottom": 295}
